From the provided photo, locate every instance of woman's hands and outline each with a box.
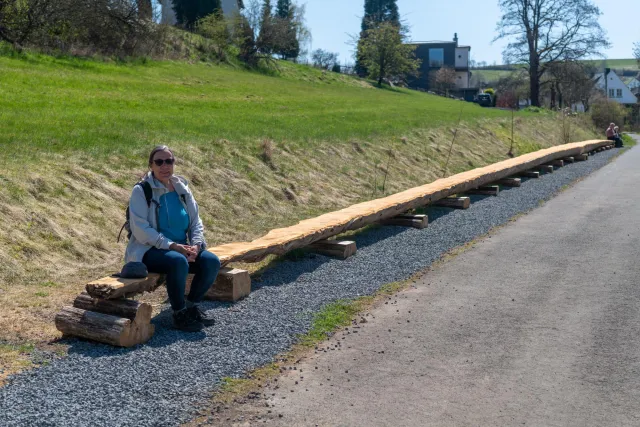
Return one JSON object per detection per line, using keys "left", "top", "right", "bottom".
{"left": 169, "top": 243, "right": 199, "bottom": 262}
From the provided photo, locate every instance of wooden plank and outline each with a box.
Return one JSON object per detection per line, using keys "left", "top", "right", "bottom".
{"left": 519, "top": 171, "right": 540, "bottom": 178}
{"left": 563, "top": 157, "right": 575, "bottom": 163}
{"left": 495, "top": 177, "right": 521, "bottom": 187}
{"left": 536, "top": 165, "right": 554, "bottom": 173}
{"left": 432, "top": 196, "right": 470, "bottom": 209}
{"left": 86, "top": 274, "right": 165, "bottom": 300}
{"left": 380, "top": 214, "right": 428, "bottom": 229}
{"left": 575, "top": 154, "right": 589, "bottom": 161}
{"left": 185, "top": 268, "right": 252, "bottom": 302}
{"left": 308, "top": 240, "right": 357, "bottom": 260}
{"left": 55, "top": 306, "right": 154, "bottom": 347}
{"left": 551, "top": 160, "right": 564, "bottom": 167}
{"left": 466, "top": 185, "right": 499, "bottom": 196}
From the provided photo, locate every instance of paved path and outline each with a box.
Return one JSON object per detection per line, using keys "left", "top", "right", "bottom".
{"left": 221, "top": 143, "right": 640, "bottom": 426}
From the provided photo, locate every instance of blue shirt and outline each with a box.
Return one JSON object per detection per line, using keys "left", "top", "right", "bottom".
{"left": 157, "top": 192, "right": 189, "bottom": 244}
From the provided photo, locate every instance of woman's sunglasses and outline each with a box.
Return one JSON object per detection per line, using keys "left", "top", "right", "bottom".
{"left": 153, "top": 158, "right": 175, "bottom": 166}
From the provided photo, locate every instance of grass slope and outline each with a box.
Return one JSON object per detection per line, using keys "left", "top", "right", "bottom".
{"left": 0, "top": 51, "right": 599, "bottom": 355}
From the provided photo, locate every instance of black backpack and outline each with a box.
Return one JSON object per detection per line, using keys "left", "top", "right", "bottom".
{"left": 118, "top": 181, "right": 154, "bottom": 243}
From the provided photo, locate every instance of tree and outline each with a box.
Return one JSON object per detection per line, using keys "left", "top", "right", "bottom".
{"left": 312, "top": 49, "right": 338, "bottom": 69}
{"left": 256, "top": 0, "right": 275, "bottom": 54}
{"left": 173, "top": 0, "right": 222, "bottom": 29}
{"left": 545, "top": 61, "right": 596, "bottom": 110}
{"left": 272, "top": 0, "right": 298, "bottom": 59}
{"left": 356, "top": 0, "right": 400, "bottom": 76}
{"left": 495, "top": 0, "right": 610, "bottom": 107}
{"left": 634, "top": 42, "right": 640, "bottom": 68}
{"left": 358, "top": 22, "right": 420, "bottom": 87}
{"left": 434, "top": 66, "right": 457, "bottom": 95}
{"left": 0, "top": 0, "right": 57, "bottom": 46}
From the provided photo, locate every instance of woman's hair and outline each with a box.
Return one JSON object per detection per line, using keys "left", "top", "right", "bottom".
{"left": 148, "top": 145, "right": 174, "bottom": 167}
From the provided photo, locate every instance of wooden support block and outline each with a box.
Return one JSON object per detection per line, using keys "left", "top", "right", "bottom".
{"left": 551, "top": 160, "right": 564, "bottom": 167}
{"left": 466, "top": 185, "right": 499, "bottom": 196}
{"left": 575, "top": 154, "right": 589, "bottom": 161}
{"left": 86, "top": 274, "right": 165, "bottom": 300}
{"left": 308, "top": 239, "right": 357, "bottom": 260}
{"left": 536, "top": 165, "right": 554, "bottom": 173}
{"left": 73, "top": 292, "right": 151, "bottom": 321}
{"left": 55, "top": 303, "right": 154, "bottom": 348}
{"left": 185, "top": 268, "right": 251, "bottom": 302}
{"left": 380, "top": 214, "right": 428, "bottom": 229}
{"left": 496, "top": 177, "right": 521, "bottom": 187}
{"left": 519, "top": 171, "right": 540, "bottom": 178}
{"left": 563, "top": 157, "right": 575, "bottom": 163}
{"left": 433, "top": 196, "right": 470, "bottom": 209}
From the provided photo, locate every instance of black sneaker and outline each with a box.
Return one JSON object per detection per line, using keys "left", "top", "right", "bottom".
{"left": 172, "top": 308, "right": 203, "bottom": 332}
{"left": 188, "top": 305, "right": 215, "bottom": 327}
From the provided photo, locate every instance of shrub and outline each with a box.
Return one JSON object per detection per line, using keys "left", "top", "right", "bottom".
{"left": 590, "top": 98, "right": 629, "bottom": 132}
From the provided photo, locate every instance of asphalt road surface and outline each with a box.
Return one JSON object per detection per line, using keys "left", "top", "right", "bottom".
{"left": 222, "top": 143, "right": 640, "bottom": 426}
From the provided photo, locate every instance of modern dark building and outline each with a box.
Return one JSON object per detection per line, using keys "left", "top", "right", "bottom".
{"left": 408, "top": 33, "right": 474, "bottom": 99}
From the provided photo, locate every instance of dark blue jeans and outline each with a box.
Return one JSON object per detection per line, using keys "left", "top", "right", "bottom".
{"left": 142, "top": 247, "right": 221, "bottom": 311}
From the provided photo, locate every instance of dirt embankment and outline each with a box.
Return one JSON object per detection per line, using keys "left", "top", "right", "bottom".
{"left": 0, "top": 115, "right": 597, "bottom": 347}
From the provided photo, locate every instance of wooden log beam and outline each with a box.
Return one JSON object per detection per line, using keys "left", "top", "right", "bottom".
{"left": 308, "top": 239, "right": 357, "bottom": 260}
{"left": 55, "top": 306, "right": 154, "bottom": 347}
{"left": 185, "top": 268, "right": 252, "bottom": 302}
{"left": 519, "top": 171, "right": 540, "bottom": 179}
{"left": 380, "top": 214, "right": 428, "bottom": 229}
{"left": 73, "top": 293, "right": 152, "bottom": 321}
{"left": 575, "top": 154, "right": 589, "bottom": 161}
{"left": 86, "top": 274, "right": 165, "bottom": 300}
{"left": 563, "top": 157, "right": 575, "bottom": 163}
{"left": 466, "top": 185, "right": 499, "bottom": 196}
{"left": 551, "top": 160, "right": 564, "bottom": 167}
{"left": 432, "top": 196, "right": 470, "bottom": 209}
{"left": 536, "top": 165, "right": 554, "bottom": 174}
{"left": 495, "top": 177, "right": 521, "bottom": 187}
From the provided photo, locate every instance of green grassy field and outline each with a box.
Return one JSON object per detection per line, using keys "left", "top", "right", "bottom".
{"left": 0, "top": 49, "right": 513, "bottom": 160}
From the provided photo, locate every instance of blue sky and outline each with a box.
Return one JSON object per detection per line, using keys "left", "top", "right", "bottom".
{"left": 304, "top": 0, "right": 640, "bottom": 66}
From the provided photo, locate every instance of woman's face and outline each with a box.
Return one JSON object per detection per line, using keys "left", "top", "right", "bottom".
{"left": 150, "top": 150, "right": 175, "bottom": 182}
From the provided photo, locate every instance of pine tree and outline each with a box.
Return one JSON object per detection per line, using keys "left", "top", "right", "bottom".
{"left": 257, "top": 0, "right": 275, "bottom": 54}
{"left": 356, "top": 0, "right": 400, "bottom": 76}
{"left": 276, "top": 0, "right": 291, "bottom": 19}
{"left": 173, "top": 0, "right": 223, "bottom": 29}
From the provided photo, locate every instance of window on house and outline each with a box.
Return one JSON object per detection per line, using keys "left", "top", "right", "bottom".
{"left": 429, "top": 48, "right": 444, "bottom": 67}
{"left": 609, "top": 89, "right": 615, "bottom": 98}
{"left": 617, "top": 89, "right": 622, "bottom": 98}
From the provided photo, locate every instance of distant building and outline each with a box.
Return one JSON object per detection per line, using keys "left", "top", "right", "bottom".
{"left": 407, "top": 33, "right": 473, "bottom": 97}
{"left": 594, "top": 69, "right": 637, "bottom": 105}
{"left": 159, "top": 0, "right": 240, "bottom": 25}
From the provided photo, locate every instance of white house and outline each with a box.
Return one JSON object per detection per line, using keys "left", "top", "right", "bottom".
{"left": 594, "top": 69, "right": 637, "bottom": 104}
{"left": 159, "top": 0, "right": 240, "bottom": 25}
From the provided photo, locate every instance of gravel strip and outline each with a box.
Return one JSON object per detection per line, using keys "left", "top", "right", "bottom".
{"left": 0, "top": 148, "right": 624, "bottom": 427}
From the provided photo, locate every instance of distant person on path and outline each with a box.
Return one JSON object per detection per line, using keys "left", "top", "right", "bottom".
{"left": 124, "top": 145, "right": 220, "bottom": 332}
{"left": 614, "top": 126, "right": 624, "bottom": 147}
{"left": 606, "top": 123, "right": 623, "bottom": 148}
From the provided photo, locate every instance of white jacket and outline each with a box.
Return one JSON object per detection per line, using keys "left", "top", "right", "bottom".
{"left": 124, "top": 172, "right": 207, "bottom": 263}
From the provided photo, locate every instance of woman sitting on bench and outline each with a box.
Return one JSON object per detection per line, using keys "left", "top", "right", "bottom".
{"left": 125, "top": 145, "right": 221, "bottom": 332}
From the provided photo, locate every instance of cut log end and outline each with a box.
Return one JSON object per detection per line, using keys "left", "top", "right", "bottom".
{"left": 380, "top": 214, "right": 428, "bottom": 229}
{"left": 433, "top": 196, "right": 471, "bottom": 209}
{"left": 308, "top": 240, "right": 357, "bottom": 260}
{"left": 55, "top": 306, "right": 154, "bottom": 348}
{"left": 185, "top": 268, "right": 252, "bottom": 302}
{"left": 496, "top": 177, "right": 521, "bottom": 187}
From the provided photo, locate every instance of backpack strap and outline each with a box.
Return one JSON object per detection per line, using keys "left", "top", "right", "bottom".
{"left": 139, "top": 181, "right": 153, "bottom": 207}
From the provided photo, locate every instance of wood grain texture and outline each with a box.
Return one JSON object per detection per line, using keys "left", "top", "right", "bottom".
{"left": 208, "top": 140, "right": 609, "bottom": 265}
{"left": 308, "top": 240, "right": 357, "bottom": 260}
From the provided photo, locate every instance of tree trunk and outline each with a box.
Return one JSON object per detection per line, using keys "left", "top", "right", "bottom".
{"left": 529, "top": 58, "right": 541, "bottom": 107}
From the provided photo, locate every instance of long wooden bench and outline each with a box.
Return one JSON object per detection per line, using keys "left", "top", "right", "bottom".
{"left": 55, "top": 139, "right": 610, "bottom": 346}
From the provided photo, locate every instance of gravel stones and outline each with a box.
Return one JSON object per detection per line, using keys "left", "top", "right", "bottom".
{"left": 0, "top": 149, "right": 621, "bottom": 427}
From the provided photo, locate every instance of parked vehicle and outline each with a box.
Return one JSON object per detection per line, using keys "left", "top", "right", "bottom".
{"left": 477, "top": 93, "right": 493, "bottom": 107}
